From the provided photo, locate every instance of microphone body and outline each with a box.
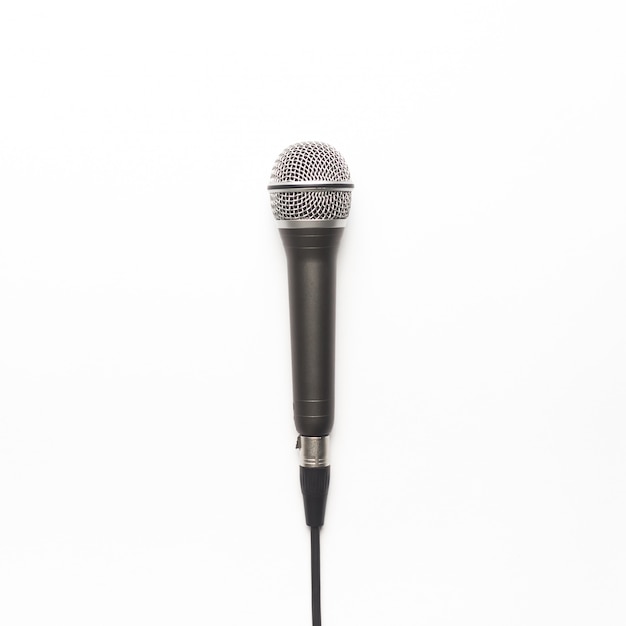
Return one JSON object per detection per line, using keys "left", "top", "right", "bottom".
{"left": 280, "top": 226, "right": 343, "bottom": 437}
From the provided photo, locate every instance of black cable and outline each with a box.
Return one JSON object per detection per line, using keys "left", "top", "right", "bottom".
{"left": 311, "top": 526, "right": 322, "bottom": 626}
{"left": 300, "top": 464, "right": 329, "bottom": 625}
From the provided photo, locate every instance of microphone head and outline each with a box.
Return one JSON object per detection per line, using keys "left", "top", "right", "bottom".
{"left": 268, "top": 141, "right": 353, "bottom": 222}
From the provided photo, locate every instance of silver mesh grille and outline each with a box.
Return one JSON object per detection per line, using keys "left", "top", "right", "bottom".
{"left": 269, "top": 142, "right": 352, "bottom": 221}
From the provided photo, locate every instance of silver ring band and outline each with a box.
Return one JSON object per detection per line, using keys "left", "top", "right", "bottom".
{"left": 268, "top": 181, "right": 354, "bottom": 192}
{"left": 276, "top": 219, "right": 347, "bottom": 229}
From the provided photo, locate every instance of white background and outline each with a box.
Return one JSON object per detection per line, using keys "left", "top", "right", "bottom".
{"left": 1, "top": 1, "right": 625, "bottom": 624}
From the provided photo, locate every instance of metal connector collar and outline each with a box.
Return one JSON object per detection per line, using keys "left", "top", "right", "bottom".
{"left": 296, "top": 436, "right": 330, "bottom": 468}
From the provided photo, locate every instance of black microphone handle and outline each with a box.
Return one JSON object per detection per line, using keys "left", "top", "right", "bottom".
{"left": 279, "top": 226, "right": 344, "bottom": 437}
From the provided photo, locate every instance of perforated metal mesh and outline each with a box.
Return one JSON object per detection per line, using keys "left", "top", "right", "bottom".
{"left": 269, "top": 142, "right": 352, "bottom": 220}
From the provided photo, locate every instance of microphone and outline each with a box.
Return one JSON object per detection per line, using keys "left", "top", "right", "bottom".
{"left": 268, "top": 140, "right": 353, "bottom": 525}
{"left": 268, "top": 141, "right": 353, "bottom": 625}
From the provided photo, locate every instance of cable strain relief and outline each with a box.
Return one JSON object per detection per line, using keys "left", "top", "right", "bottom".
{"left": 300, "top": 466, "right": 331, "bottom": 528}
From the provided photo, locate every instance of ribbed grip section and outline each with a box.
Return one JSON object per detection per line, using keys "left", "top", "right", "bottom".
{"left": 300, "top": 466, "right": 331, "bottom": 528}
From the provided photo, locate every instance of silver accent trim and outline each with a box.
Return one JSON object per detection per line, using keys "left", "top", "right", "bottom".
{"left": 296, "top": 436, "right": 330, "bottom": 468}
{"left": 268, "top": 180, "right": 354, "bottom": 192}
{"left": 276, "top": 219, "right": 347, "bottom": 229}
